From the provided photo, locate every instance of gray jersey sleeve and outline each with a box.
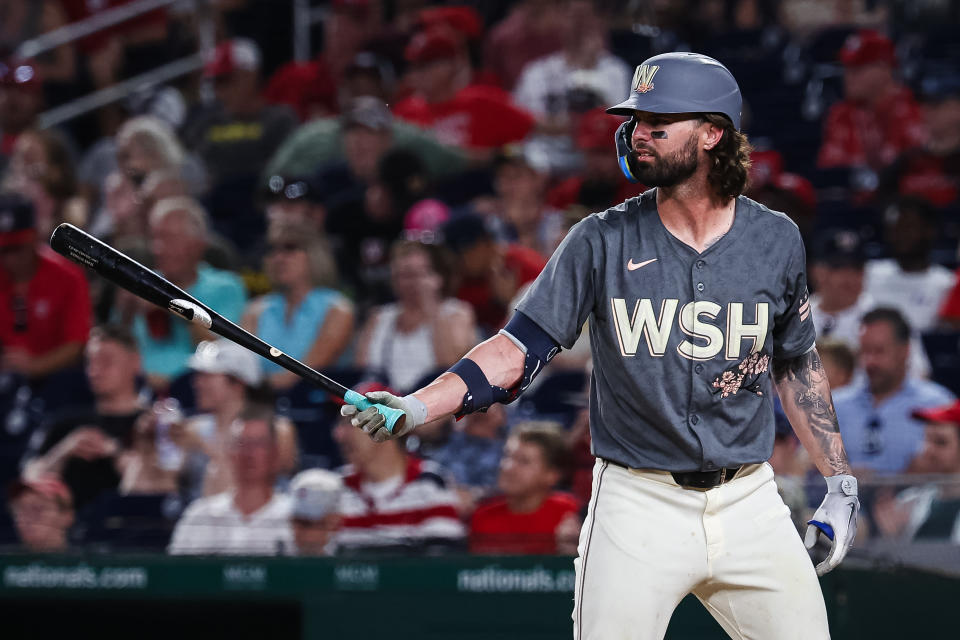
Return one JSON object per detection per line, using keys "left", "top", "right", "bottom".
{"left": 772, "top": 228, "right": 816, "bottom": 359}
{"left": 515, "top": 215, "right": 602, "bottom": 349}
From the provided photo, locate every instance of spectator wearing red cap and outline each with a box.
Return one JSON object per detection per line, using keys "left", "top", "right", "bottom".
{"left": 393, "top": 27, "right": 535, "bottom": 151}
{"left": 418, "top": 6, "right": 484, "bottom": 43}
{"left": 333, "top": 383, "right": 465, "bottom": 554}
{"left": 183, "top": 38, "right": 297, "bottom": 197}
{"left": 483, "top": 0, "right": 567, "bottom": 90}
{"left": 7, "top": 475, "right": 74, "bottom": 552}
{"left": 262, "top": 0, "right": 387, "bottom": 122}
{"left": 817, "top": 30, "right": 927, "bottom": 171}
{"left": 469, "top": 422, "right": 581, "bottom": 555}
{"left": 547, "top": 107, "right": 646, "bottom": 211}
{"left": 0, "top": 58, "right": 43, "bottom": 168}
{"left": 871, "top": 400, "right": 960, "bottom": 543}
{"left": 416, "top": 5, "right": 499, "bottom": 88}
{"left": 0, "top": 193, "right": 90, "bottom": 382}
{"left": 512, "top": 1, "right": 631, "bottom": 173}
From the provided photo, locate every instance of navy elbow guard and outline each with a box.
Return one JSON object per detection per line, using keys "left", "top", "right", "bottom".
{"left": 448, "top": 312, "right": 560, "bottom": 418}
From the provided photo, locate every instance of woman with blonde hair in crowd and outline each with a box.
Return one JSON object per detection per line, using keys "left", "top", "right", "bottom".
{"left": 242, "top": 221, "right": 355, "bottom": 391}
{"left": 96, "top": 115, "right": 207, "bottom": 242}
{"left": 355, "top": 239, "right": 477, "bottom": 393}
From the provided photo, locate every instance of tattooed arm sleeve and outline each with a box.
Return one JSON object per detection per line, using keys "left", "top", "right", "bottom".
{"left": 772, "top": 347, "right": 852, "bottom": 477}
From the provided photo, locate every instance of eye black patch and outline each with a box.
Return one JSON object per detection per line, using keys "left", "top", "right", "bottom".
{"left": 651, "top": 131, "right": 668, "bottom": 139}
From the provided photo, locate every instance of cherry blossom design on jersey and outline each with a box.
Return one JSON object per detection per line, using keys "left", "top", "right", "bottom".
{"left": 712, "top": 352, "right": 770, "bottom": 398}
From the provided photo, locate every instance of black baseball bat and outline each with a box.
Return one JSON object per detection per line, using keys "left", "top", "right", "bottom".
{"left": 49, "top": 223, "right": 403, "bottom": 430}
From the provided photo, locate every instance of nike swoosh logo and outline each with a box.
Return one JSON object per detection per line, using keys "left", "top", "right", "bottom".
{"left": 627, "top": 258, "right": 658, "bottom": 271}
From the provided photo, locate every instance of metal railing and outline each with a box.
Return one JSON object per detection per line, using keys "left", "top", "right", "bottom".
{"left": 13, "top": 0, "right": 215, "bottom": 129}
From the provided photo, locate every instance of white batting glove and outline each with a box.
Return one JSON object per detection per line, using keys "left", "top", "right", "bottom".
{"left": 340, "top": 391, "right": 427, "bottom": 442}
{"left": 805, "top": 474, "right": 859, "bottom": 576}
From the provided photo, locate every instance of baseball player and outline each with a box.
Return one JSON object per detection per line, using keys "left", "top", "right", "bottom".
{"left": 343, "top": 52, "right": 859, "bottom": 639}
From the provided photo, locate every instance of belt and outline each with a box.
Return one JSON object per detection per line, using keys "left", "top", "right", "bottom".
{"left": 670, "top": 466, "right": 743, "bottom": 489}
{"left": 603, "top": 459, "right": 743, "bottom": 490}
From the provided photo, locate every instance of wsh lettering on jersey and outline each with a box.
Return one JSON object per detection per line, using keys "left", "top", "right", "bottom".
{"left": 611, "top": 299, "right": 769, "bottom": 360}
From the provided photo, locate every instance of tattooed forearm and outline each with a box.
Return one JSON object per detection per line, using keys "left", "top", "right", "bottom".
{"left": 773, "top": 348, "right": 851, "bottom": 476}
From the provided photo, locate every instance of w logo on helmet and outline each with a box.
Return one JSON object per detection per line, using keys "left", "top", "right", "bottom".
{"left": 632, "top": 65, "right": 660, "bottom": 94}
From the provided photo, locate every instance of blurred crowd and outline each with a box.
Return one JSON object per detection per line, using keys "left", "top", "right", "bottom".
{"left": 1, "top": 0, "right": 960, "bottom": 557}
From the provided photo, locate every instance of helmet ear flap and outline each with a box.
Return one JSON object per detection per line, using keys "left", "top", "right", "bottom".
{"left": 615, "top": 119, "right": 641, "bottom": 183}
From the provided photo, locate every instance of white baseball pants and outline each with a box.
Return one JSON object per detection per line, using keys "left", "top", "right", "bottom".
{"left": 572, "top": 460, "right": 830, "bottom": 640}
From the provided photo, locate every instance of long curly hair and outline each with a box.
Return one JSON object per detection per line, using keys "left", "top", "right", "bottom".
{"left": 701, "top": 114, "right": 753, "bottom": 200}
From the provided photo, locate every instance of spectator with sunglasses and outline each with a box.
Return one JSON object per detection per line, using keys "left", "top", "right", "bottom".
{"left": 242, "top": 220, "right": 354, "bottom": 391}
{"left": 833, "top": 307, "right": 954, "bottom": 477}
{"left": 0, "top": 193, "right": 90, "bottom": 382}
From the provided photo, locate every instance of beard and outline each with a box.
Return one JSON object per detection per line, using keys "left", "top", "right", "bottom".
{"left": 630, "top": 134, "right": 700, "bottom": 187}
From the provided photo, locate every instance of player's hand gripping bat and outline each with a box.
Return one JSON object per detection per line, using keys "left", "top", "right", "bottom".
{"left": 49, "top": 223, "right": 403, "bottom": 432}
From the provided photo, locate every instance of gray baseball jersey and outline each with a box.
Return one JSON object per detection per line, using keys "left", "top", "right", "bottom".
{"left": 516, "top": 189, "right": 815, "bottom": 472}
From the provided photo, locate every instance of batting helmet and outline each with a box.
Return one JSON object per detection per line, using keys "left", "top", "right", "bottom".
{"left": 606, "top": 52, "right": 742, "bottom": 182}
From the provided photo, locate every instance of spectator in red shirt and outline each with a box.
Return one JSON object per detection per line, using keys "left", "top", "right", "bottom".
{"left": 547, "top": 107, "right": 646, "bottom": 212}
{"left": 470, "top": 422, "right": 581, "bottom": 555}
{"left": 393, "top": 27, "right": 535, "bottom": 152}
{"left": 817, "top": 30, "right": 927, "bottom": 171}
{"left": 263, "top": 0, "right": 384, "bottom": 121}
{"left": 0, "top": 193, "right": 90, "bottom": 381}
